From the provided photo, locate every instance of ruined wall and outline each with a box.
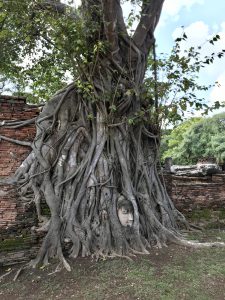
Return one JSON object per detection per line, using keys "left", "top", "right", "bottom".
{"left": 0, "top": 96, "right": 39, "bottom": 265}
{"left": 0, "top": 95, "right": 38, "bottom": 177}
{"left": 163, "top": 174, "right": 225, "bottom": 214}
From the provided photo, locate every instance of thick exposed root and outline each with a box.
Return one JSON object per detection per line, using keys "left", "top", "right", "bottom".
{"left": 174, "top": 238, "right": 225, "bottom": 249}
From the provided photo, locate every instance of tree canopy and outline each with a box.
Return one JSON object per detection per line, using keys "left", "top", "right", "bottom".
{"left": 0, "top": 0, "right": 85, "bottom": 101}
{"left": 161, "top": 117, "right": 202, "bottom": 164}
{"left": 0, "top": 0, "right": 223, "bottom": 115}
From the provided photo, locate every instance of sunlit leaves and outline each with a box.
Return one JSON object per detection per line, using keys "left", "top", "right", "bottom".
{"left": 161, "top": 113, "right": 225, "bottom": 164}
{"left": 161, "top": 117, "right": 202, "bottom": 164}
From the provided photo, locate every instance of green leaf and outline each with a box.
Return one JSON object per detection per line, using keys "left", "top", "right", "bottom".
{"left": 24, "top": 36, "right": 31, "bottom": 42}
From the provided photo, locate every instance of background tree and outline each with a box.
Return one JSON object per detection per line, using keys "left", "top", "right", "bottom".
{"left": 1, "top": 0, "right": 224, "bottom": 269}
{"left": 161, "top": 117, "right": 202, "bottom": 164}
{"left": 162, "top": 113, "right": 225, "bottom": 165}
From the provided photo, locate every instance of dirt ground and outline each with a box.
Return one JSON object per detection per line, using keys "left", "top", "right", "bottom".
{"left": 1, "top": 230, "right": 225, "bottom": 300}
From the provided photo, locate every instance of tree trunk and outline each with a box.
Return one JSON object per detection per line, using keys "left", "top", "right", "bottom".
{"left": 14, "top": 77, "right": 188, "bottom": 268}
{"left": 10, "top": 0, "right": 191, "bottom": 268}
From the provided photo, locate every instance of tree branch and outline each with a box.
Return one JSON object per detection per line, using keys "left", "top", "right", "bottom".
{"left": 102, "top": 0, "right": 119, "bottom": 55}
{"left": 101, "top": 0, "right": 128, "bottom": 59}
{"left": 32, "top": 0, "right": 78, "bottom": 20}
{"left": 115, "top": 0, "right": 129, "bottom": 40}
{"left": 133, "top": 0, "right": 165, "bottom": 52}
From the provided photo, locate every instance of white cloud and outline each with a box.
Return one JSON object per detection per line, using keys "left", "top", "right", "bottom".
{"left": 159, "top": 0, "right": 204, "bottom": 27}
{"left": 209, "top": 72, "right": 225, "bottom": 105}
{"left": 208, "top": 83, "right": 225, "bottom": 116}
{"left": 172, "top": 21, "right": 225, "bottom": 79}
{"left": 172, "top": 21, "right": 209, "bottom": 44}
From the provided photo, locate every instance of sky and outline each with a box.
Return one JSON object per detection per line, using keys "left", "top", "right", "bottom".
{"left": 155, "top": 0, "right": 225, "bottom": 114}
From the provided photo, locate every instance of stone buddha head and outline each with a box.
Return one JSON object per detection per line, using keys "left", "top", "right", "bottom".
{"left": 117, "top": 195, "right": 134, "bottom": 227}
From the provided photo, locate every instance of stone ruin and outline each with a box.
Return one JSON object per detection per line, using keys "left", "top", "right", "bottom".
{"left": 164, "top": 157, "right": 222, "bottom": 176}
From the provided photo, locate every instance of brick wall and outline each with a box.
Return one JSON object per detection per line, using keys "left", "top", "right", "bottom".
{"left": 0, "top": 95, "right": 39, "bottom": 177}
{"left": 0, "top": 95, "right": 39, "bottom": 228}
{"left": 0, "top": 96, "right": 40, "bottom": 265}
{"left": 163, "top": 174, "right": 225, "bottom": 213}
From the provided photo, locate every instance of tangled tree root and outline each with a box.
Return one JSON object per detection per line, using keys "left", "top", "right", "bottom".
{"left": 1, "top": 84, "right": 223, "bottom": 271}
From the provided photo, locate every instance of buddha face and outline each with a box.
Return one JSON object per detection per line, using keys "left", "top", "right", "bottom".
{"left": 118, "top": 207, "right": 134, "bottom": 227}
{"left": 117, "top": 197, "right": 134, "bottom": 227}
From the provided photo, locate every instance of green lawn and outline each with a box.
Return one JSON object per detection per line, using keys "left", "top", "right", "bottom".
{"left": 1, "top": 230, "right": 225, "bottom": 300}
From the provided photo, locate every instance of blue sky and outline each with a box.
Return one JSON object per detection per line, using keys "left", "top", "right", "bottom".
{"left": 119, "top": 0, "right": 225, "bottom": 115}
{"left": 156, "top": 0, "right": 225, "bottom": 52}
{"left": 155, "top": 0, "right": 225, "bottom": 114}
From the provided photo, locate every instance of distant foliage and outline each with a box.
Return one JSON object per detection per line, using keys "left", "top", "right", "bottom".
{"left": 161, "top": 113, "right": 225, "bottom": 165}
{"left": 161, "top": 118, "right": 202, "bottom": 164}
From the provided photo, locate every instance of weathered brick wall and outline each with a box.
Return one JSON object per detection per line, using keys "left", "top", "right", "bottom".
{"left": 0, "top": 95, "right": 39, "bottom": 177}
{"left": 0, "top": 95, "right": 39, "bottom": 228}
{"left": 0, "top": 96, "right": 40, "bottom": 265}
{"left": 164, "top": 174, "right": 225, "bottom": 213}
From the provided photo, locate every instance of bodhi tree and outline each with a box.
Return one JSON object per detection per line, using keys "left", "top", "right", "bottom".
{"left": 1, "top": 0, "right": 225, "bottom": 270}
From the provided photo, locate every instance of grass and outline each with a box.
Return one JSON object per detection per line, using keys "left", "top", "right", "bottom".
{"left": 187, "top": 208, "right": 225, "bottom": 230}
{"left": 1, "top": 230, "right": 225, "bottom": 299}
{"left": 0, "top": 236, "right": 32, "bottom": 251}
{"left": 73, "top": 244, "right": 225, "bottom": 300}
{"left": 187, "top": 208, "right": 212, "bottom": 221}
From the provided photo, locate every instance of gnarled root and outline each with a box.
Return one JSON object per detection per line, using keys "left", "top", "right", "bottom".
{"left": 12, "top": 85, "right": 223, "bottom": 269}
